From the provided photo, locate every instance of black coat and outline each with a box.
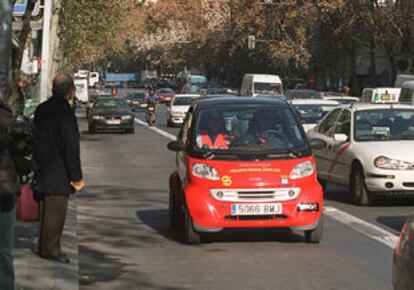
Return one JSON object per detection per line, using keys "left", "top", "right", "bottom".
{"left": 34, "top": 96, "right": 82, "bottom": 195}
{"left": 0, "top": 102, "right": 20, "bottom": 198}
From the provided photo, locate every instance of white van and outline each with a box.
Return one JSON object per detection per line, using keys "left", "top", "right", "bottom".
{"left": 74, "top": 78, "right": 89, "bottom": 104}
{"left": 399, "top": 81, "right": 414, "bottom": 104}
{"left": 241, "top": 74, "right": 283, "bottom": 97}
{"left": 395, "top": 74, "right": 414, "bottom": 88}
{"left": 361, "top": 87, "right": 401, "bottom": 103}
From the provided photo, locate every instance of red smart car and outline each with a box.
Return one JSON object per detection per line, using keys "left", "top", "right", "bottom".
{"left": 168, "top": 97, "right": 325, "bottom": 244}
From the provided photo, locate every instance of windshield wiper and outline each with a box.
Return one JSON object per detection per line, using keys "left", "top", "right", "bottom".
{"left": 284, "top": 148, "right": 303, "bottom": 157}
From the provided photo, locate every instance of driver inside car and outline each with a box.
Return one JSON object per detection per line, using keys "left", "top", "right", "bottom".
{"left": 236, "top": 110, "right": 288, "bottom": 148}
{"left": 196, "top": 111, "right": 229, "bottom": 149}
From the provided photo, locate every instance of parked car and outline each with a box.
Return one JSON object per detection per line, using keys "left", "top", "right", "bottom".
{"left": 167, "top": 94, "right": 200, "bottom": 127}
{"left": 290, "top": 99, "right": 341, "bottom": 132}
{"left": 88, "top": 98, "right": 135, "bottom": 134}
{"left": 167, "top": 97, "right": 325, "bottom": 244}
{"left": 322, "top": 96, "right": 360, "bottom": 105}
{"left": 393, "top": 215, "right": 414, "bottom": 290}
{"left": 308, "top": 103, "right": 414, "bottom": 206}
{"left": 157, "top": 88, "right": 175, "bottom": 103}
{"left": 126, "top": 92, "right": 146, "bottom": 111}
{"left": 361, "top": 87, "right": 400, "bottom": 104}
{"left": 286, "top": 89, "right": 323, "bottom": 100}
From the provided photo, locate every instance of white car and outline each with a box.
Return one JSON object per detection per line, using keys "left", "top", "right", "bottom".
{"left": 167, "top": 94, "right": 200, "bottom": 127}
{"left": 308, "top": 103, "right": 414, "bottom": 206}
{"left": 290, "top": 99, "right": 340, "bottom": 132}
{"left": 323, "top": 96, "right": 360, "bottom": 105}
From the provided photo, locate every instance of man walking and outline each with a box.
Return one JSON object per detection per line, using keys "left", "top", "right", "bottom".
{"left": 0, "top": 95, "right": 20, "bottom": 290}
{"left": 34, "top": 73, "right": 84, "bottom": 264}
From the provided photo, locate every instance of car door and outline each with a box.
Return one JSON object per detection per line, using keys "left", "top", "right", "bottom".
{"left": 328, "top": 109, "right": 352, "bottom": 185}
{"left": 177, "top": 109, "right": 193, "bottom": 185}
{"left": 311, "top": 109, "right": 342, "bottom": 180}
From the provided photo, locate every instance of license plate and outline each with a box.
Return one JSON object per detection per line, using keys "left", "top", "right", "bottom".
{"left": 106, "top": 119, "right": 121, "bottom": 125}
{"left": 231, "top": 203, "right": 282, "bottom": 216}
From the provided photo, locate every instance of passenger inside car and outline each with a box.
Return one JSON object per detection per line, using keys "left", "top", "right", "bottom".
{"left": 196, "top": 111, "right": 229, "bottom": 149}
{"left": 236, "top": 110, "right": 290, "bottom": 147}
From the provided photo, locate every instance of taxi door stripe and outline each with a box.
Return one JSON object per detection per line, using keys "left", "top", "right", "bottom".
{"left": 328, "top": 143, "right": 350, "bottom": 175}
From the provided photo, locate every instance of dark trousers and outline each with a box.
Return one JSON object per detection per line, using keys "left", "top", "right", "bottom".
{"left": 0, "top": 196, "right": 15, "bottom": 290}
{"left": 38, "top": 195, "right": 68, "bottom": 257}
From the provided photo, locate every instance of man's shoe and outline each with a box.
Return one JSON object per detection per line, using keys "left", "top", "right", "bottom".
{"left": 40, "top": 253, "right": 70, "bottom": 264}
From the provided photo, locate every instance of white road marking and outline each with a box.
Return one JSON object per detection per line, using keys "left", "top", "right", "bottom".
{"left": 324, "top": 206, "right": 398, "bottom": 249}
{"left": 134, "top": 118, "right": 176, "bottom": 140}
{"left": 135, "top": 118, "right": 399, "bottom": 249}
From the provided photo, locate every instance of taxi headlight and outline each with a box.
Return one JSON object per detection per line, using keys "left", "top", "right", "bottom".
{"left": 374, "top": 156, "right": 413, "bottom": 170}
{"left": 192, "top": 163, "right": 220, "bottom": 180}
{"left": 290, "top": 161, "right": 315, "bottom": 179}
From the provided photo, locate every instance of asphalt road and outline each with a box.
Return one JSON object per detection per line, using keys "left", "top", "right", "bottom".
{"left": 76, "top": 89, "right": 414, "bottom": 290}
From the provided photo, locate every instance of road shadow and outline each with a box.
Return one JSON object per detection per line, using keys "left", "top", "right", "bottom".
{"left": 377, "top": 216, "right": 410, "bottom": 232}
{"left": 324, "top": 183, "right": 414, "bottom": 207}
{"left": 137, "top": 209, "right": 305, "bottom": 245}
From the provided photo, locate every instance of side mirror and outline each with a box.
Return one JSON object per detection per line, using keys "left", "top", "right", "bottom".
{"left": 167, "top": 140, "right": 185, "bottom": 152}
{"left": 309, "top": 138, "right": 327, "bottom": 150}
{"left": 334, "top": 133, "right": 348, "bottom": 143}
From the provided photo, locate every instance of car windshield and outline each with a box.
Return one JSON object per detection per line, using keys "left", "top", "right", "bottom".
{"left": 173, "top": 97, "right": 195, "bottom": 106}
{"left": 94, "top": 99, "right": 128, "bottom": 109}
{"left": 254, "top": 83, "right": 281, "bottom": 95}
{"left": 293, "top": 104, "right": 337, "bottom": 124}
{"left": 195, "top": 107, "right": 307, "bottom": 155}
{"left": 157, "top": 88, "right": 173, "bottom": 93}
{"left": 355, "top": 109, "right": 414, "bottom": 141}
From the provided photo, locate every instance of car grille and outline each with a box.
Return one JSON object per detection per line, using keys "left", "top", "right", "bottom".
{"left": 210, "top": 188, "right": 301, "bottom": 202}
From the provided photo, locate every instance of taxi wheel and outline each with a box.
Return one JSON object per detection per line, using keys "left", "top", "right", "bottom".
{"left": 351, "top": 165, "right": 373, "bottom": 206}
{"left": 318, "top": 178, "right": 328, "bottom": 193}
{"left": 184, "top": 207, "right": 201, "bottom": 245}
{"left": 169, "top": 191, "right": 182, "bottom": 230}
{"left": 305, "top": 215, "right": 323, "bottom": 244}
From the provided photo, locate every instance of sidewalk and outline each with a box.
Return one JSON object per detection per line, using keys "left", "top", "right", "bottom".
{"left": 13, "top": 197, "right": 79, "bottom": 290}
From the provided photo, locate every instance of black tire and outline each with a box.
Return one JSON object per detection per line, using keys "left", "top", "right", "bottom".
{"left": 305, "top": 215, "right": 324, "bottom": 244}
{"left": 169, "top": 191, "right": 182, "bottom": 230}
{"left": 351, "top": 165, "right": 373, "bottom": 206}
{"left": 184, "top": 207, "right": 200, "bottom": 245}
{"left": 167, "top": 120, "right": 173, "bottom": 127}
{"left": 318, "top": 178, "right": 328, "bottom": 193}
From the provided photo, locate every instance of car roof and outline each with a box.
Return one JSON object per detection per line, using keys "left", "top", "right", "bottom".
{"left": 343, "top": 103, "right": 414, "bottom": 111}
{"left": 323, "top": 96, "right": 359, "bottom": 100}
{"left": 402, "top": 80, "right": 414, "bottom": 89}
{"left": 290, "top": 99, "right": 340, "bottom": 105}
{"left": 193, "top": 96, "right": 289, "bottom": 110}
{"left": 174, "top": 94, "right": 201, "bottom": 98}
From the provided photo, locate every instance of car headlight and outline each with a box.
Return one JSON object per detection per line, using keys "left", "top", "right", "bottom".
{"left": 290, "top": 161, "right": 315, "bottom": 179}
{"left": 192, "top": 163, "right": 220, "bottom": 180}
{"left": 121, "top": 115, "right": 133, "bottom": 120}
{"left": 374, "top": 156, "right": 414, "bottom": 170}
{"left": 92, "top": 115, "right": 105, "bottom": 120}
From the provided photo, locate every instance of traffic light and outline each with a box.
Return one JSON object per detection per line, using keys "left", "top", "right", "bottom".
{"left": 248, "top": 35, "right": 256, "bottom": 50}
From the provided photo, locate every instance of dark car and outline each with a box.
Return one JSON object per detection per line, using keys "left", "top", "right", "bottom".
{"left": 86, "top": 94, "right": 112, "bottom": 118}
{"left": 286, "top": 89, "right": 322, "bottom": 100}
{"left": 393, "top": 215, "right": 414, "bottom": 289}
{"left": 88, "top": 98, "right": 135, "bottom": 134}
{"left": 156, "top": 88, "right": 175, "bottom": 104}
{"left": 126, "top": 92, "right": 146, "bottom": 111}
{"left": 206, "top": 88, "right": 229, "bottom": 95}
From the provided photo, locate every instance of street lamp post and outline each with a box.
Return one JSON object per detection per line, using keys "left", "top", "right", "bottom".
{"left": 0, "top": 0, "right": 12, "bottom": 97}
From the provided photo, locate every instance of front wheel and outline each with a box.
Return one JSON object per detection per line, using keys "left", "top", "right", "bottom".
{"left": 351, "top": 165, "right": 373, "bottom": 206}
{"left": 184, "top": 207, "right": 200, "bottom": 245}
{"left": 305, "top": 215, "right": 324, "bottom": 244}
{"left": 169, "top": 191, "right": 182, "bottom": 230}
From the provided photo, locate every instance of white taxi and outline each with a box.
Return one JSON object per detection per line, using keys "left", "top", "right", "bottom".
{"left": 308, "top": 103, "right": 414, "bottom": 206}
{"left": 290, "top": 99, "right": 340, "bottom": 132}
{"left": 167, "top": 94, "right": 200, "bottom": 127}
